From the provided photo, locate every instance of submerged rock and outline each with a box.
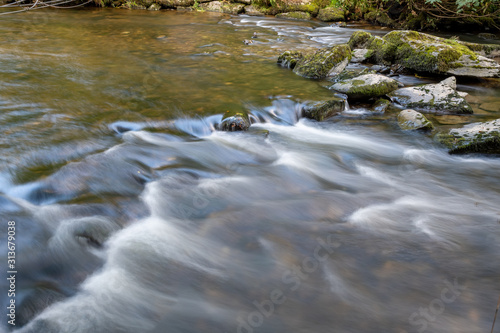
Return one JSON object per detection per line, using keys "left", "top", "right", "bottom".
{"left": 302, "top": 98, "right": 346, "bottom": 121}
{"left": 329, "top": 74, "right": 399, "bottom": 99}
{"left": 388, "top": 77, "right": 473, "bottom": 114}
{"left": 397, "top": 109, "right": 434, "bottom": 130}
{"left": 293, "top": 44, "right": 351, "bottom": 79}
{"left": 218, "top": 110, "right": 251, "bottom": 131}
{"left": 348, "top": 30, "right": 500, "bottom": 78}
{"left": 277, "top": 51, "right": 303, "bottom": 69}
{"left": 276, "top": 11, "right": 311, "bottom": 20}
{"left": 317, "top": 7, "right": 344, "bottom": 22}
{"left": 437, "top": 118, "right": 500, "bottom": 154}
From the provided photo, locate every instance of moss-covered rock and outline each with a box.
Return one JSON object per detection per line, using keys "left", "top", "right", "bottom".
{"left": 397, "top": 109, "right": 434, "bottom": 131}
{"left": 121, "top": 1, "right": 147, "bottom": 9}
{"left": 348, "top": 30, "right": 500, "bottom": 78}
{"left": 243, "top": 4, "right": 265, "bottom": 15}
{"left": 317, "top": 6, "right": 344, "bottom": 22}
{"left": 364, "top": 9, "right": 397, "bottom": 28}
{"left": 276, "top": 11, "right": 311, "bottom": 20}
{"left": 383, "top": 30, "right": 500, "bottom": 77}
{"left": 436, "top": 118, "right": 500, "bottom": 154}
{"left": 158, "top": 0, "right": 193, "bottom": 7}
{"left": 372, "top": 98, "right": 390, "bottom": 113}
{"left": 148, "top": 3, "right": 161, "bottom": 9}
{"left": 351, "top": 49, "right": 371, "bottom": 63}
{"left": 293, "top": 44, "right": 351, "bottom": 79}
{"left": 348, "top": 31, "right": 374, "bottom": 49}
{"left": 233, "top": 0, "right": 251, "bottom": 5}
{"left": 329, "top": 74, "right": 399, "bottom": 99}
{"left": 347, "top": 31, "right": 396, "bottom": 65}
{"left": 200, "top": 1, "right": 244, "bottom": 14}
{"left": 218, "top": 110, "right": 251, "bottom": 131}
{"left": 302, "top": 98, "right": 346, "bottom": 121}
{"left": 388, "top": 77, "right": 473, "bottom": 114}
{"left": 282, "top": 3, "right": 319, "bottom": 15}
{"left": 478, "top": 33, "right": 498, "bottom": 40}
{"left": 277, "top": 51, "right": 304, "bottom": 69}
{"left": 458, "top": 41, "right": 500, "bottom": 59}
{"left": 331, "top": 68, "right": 376, "bottom": 83}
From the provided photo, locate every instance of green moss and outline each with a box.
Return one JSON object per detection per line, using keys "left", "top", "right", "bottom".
{"left": 294, "top": 44, "right": 351, "bottom": 79}
{"left": 330, "top": 75, "right": 399, "bottom": 99}
{"left": 276, "top": 11, "right": 312, "bottom": 20}
{"left": 317, "top": 6, "right": 344, "bottom": 21}
{"left": 277, "top": 51, "right": 304, "bottom": 69}
{"left": 364, "top": 9, "right": 397, "bottom": 28}
{"left": 344, "top": 80, "right": 397, "bottom": 98}
{"left": 437, "top": 132, "right": 500, "bottom": 154}
{"left": 383, "top": 31, "right": 478, "bottom": 74}
{"left": 303, "top": 98, "right": 345, "bottom": 121}
{"left": 460, "top": 41, "right": 500, "bottom": 57}
{"left": 347, "top": 30, "right": 373, "bottom": 49}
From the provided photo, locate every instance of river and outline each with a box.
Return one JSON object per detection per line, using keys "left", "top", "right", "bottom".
{"left": 0, "top": 8, "right": 500, "bottom": 333}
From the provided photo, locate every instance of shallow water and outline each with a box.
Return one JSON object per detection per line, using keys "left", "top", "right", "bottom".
{"left": 0, "top": 8, "right": 500, "bottom": 333}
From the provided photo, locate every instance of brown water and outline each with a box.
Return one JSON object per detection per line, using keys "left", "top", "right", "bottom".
{"left": 0, "top": 8, "right": 500, "bottom": 333}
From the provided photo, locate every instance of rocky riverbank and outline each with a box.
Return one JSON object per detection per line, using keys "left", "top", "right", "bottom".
{"left": 269, "top": 29, "right": 500, "bottom": 154}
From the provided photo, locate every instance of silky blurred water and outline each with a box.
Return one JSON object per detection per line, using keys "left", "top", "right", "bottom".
{"left": 0, "top": 8, "right": 500, "bottom": 333}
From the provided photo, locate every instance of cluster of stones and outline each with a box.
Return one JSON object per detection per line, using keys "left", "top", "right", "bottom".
{"left": 122, "top": 0, "right": 347, "bottom": 22}
{"left": 274, "top": 30, "right": 500, "bottom": 155}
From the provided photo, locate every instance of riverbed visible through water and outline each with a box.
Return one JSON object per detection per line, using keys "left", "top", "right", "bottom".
{"left": 0, "top": 8, "right": 500, "bottom": 333}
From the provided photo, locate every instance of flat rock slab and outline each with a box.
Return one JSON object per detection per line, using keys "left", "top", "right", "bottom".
{"left": 447, "top": 55, "right": 500, "bottom": 78}
{"left": 329, "top": 73, "right": 399, "bottom": 99}
{"left": 437, "top": 118, "right": 500, "bottom": 154}
{"left": 388, "top": 77, "right": 473, "bottom": 114}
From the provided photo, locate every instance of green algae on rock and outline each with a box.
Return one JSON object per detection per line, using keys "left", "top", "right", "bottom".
{"left": 243, "top": 5, "right": 265, "bottom": 15}
{"left": 437, "top": 118, "right": 500, "bottom": 154}
{"left": 200, "top": 1, "right": 245, "bottom": 14}
{"left": 302, "top": 98, "right": 346, "bottom": 121}
{"left": 348, "top": 30, "right": 500, "bottom": 78}
{"left": 388, "top": 77, "right": 473, "bottom": 114}
{"left": 397, "top": 109, "right": 434, "bottom": 131}
{"left": 372, "top": 98, "right": 391, "bottom": 113}
{"left": 277, "top": 51, "right": 304, "bottom": 69}
{"left": 293, "top": 44, "right": 351, "bottom": 79}
{"left": 317, "top": 7, "right": 344, "bottom": 22}
{"left": 276, "top": 11, "right": 311, "bottom": 20}
{"left": 364, "top": 9, "right": 397, "bottom": 28}
{"left": 329, "top": 73, "right": 399, "bottom": 99}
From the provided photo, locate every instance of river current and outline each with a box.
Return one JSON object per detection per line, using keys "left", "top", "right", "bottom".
{"left": 0, "top": 8, "right": 500, "bottom": 333}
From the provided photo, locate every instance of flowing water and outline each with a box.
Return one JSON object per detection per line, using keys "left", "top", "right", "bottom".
{"left": 0, "top": 8, "right": 500, "bottom": 333}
